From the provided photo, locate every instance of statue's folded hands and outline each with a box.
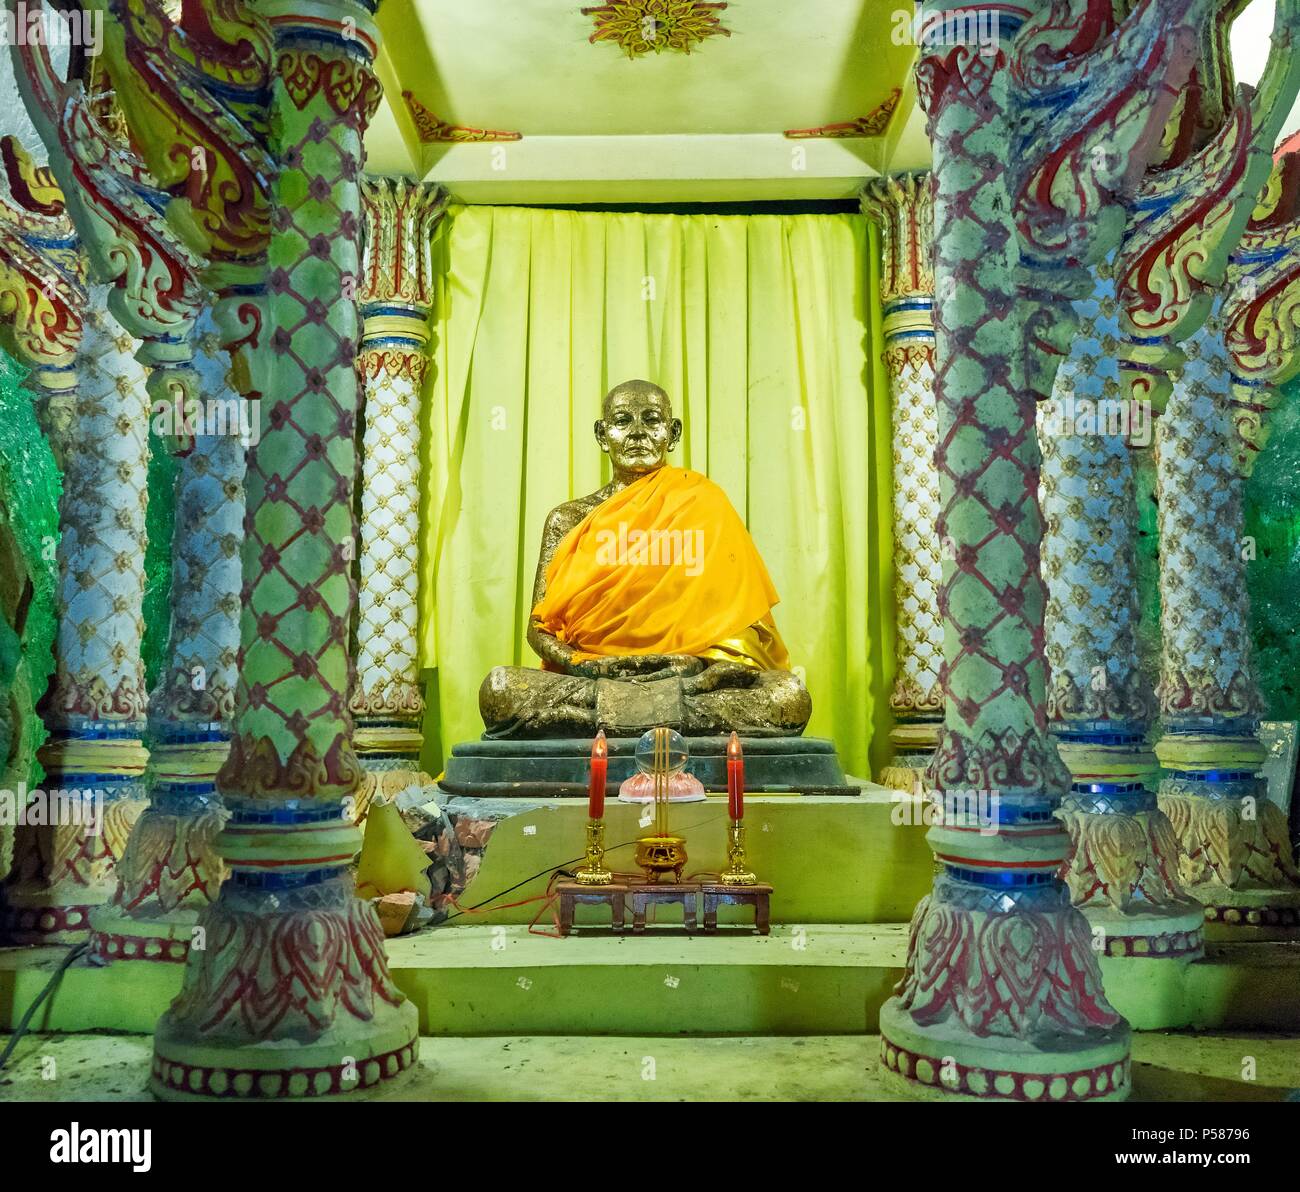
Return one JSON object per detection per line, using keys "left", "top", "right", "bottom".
{"left": 575, "top": 654, "right": 706, "bottom": 681}
{"left": 682, "top": 660, "right": 759, "bottom": 694}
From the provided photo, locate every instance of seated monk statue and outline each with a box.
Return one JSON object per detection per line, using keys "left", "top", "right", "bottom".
{"left": 480, "top": 379, "right": 811, "bottom": 738}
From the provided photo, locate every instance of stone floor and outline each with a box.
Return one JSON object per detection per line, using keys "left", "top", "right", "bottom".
{"left": 1, "top": 1031, "right": 1296, "bottom": 1101}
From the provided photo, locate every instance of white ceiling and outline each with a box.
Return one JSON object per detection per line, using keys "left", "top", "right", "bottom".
{"left": 366, "top": 0, "right": 925, "bottom": 202}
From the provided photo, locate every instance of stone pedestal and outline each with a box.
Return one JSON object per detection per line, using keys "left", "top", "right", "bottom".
{"left": 880, "top": 1001, "right": 1131, "bottom": 1101}
{"left": 1157, "top": 730, "right": 1300, "bottom": 931}
{"left": 1054, "top": 734, "right": 1205, "bottom": 958}
{"left": 439, "top": 735, "right": 852, "bottom": 798}
{"left": 150, "top": 872, "right": 418, "bottom": 1098}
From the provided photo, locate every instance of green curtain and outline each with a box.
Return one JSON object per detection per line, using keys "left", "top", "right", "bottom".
{"left": 417, "top": 204, "right": 896, "bottom": 780}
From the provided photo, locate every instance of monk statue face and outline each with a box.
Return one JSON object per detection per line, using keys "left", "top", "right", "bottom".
{"left": 595, "top": 380, "right": 682, "bottom": 480}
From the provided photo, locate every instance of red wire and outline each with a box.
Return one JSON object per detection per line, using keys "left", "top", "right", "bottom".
{"left": 527, "top": 871, "right": 565, "bottom": 937}
{"left": 446, "top": 889, "right": 555, "bottom": 915}
{"left": 443, "top": 872, "right": 566, "bottom": 937}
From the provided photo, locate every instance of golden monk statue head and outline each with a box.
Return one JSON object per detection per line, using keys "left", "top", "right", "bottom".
{"left": 480, "top": 380, "right": 810, "bottom": 738}
{"left": 594, "top": 379, "right": 681, "bottom": 479}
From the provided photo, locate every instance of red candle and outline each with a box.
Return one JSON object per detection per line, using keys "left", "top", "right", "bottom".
{"left": 726, "top": 731, "right": 744, "bottom": 820}
{"left": 588, "top": 730, "right": 608, "bottom": 819}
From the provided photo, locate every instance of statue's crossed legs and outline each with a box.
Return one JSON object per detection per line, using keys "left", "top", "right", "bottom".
{"left": 479, "top": 665, "right": 810, "bottom": 738}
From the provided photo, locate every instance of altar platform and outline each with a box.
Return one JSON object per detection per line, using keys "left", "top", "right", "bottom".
{"left": 2, "top": 1029, "right": 1298, "bottom": 1102}
{"left": 436, "top": 791, "right": 931, "bottom": 925}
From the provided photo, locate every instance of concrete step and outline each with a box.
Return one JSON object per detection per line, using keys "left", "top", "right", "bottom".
{"left": 5, "top": 924, "right": 1300, "bottom": 1036}
{"left": 1102, "top": 940, "right": 1300, "bottom": 1031}
{"left": 0, "top": 923, "right": 908, "bottom": 1036}
{"left": 387, "top": 922, "right": 906, "bottom": 1035}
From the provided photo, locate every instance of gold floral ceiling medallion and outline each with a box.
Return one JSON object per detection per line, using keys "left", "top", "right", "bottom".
{"left": 582, "top": 0, "right": 731, "bottom": 59}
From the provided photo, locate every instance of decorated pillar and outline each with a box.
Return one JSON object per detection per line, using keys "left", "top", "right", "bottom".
{"left": 2, "top": 284, "right": 151, "bottom": 942}
{"left": 10, "top": 28, "right": 206, "bottom": 422}
{"left": 350, "top": 177, "right": 446, "bottom": 818}
{"left": 1221, "top": 148, "right": 1300, "bottom": 475}
{"left": 859, "top": 172, "right": 942, "bottom": 790}
{"left": 98, "top": 0, "right": 277, "bottom": 397}
{"left": 1114, "top": 0, "right": 1300, "bottom": 417}
{"left": 1040, "top": 0, "right": 1300, "bottom": 963}
{"left": 0, "top": 129, "right": 81, "bottom": 894}
{"left": 879, "top": 0, "right": 1204, "bottom": 1101}
{"left": 150, "top": 0, "right": 419, "bottom": 1100}
{"left": 4, "top": 1, "right": 226, "bottom": 943}
{"left": 22, "top": 0, "right": 279, "bottom": 964}
{"left": 0, "top": 36, "right": 80, "bottom": 457}
{"left": 1153, "top": 308, "right": 1300, "bottom": 929}
{"left": 0, "top": 55, "right": 85, "bottom": 921}
{"left": 1040, "top": 263, "right": 1204, "bottom": 962}
{"left": 88, "top": 309, "right": 246, "bottom": 963}
{"left": 1105, "top": 2, "right": 1300, "bottom": 934}
{"left": 0, "top": 136, "right": 82, "bottom": 462}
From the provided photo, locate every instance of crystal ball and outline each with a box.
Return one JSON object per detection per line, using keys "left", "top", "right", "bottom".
{"left": 633, "top": 728, "right": 689, "bottom": 776}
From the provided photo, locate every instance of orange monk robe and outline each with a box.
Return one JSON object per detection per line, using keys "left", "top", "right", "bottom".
{"left": 531, "top": 466, "right": 791, "bottom": 671}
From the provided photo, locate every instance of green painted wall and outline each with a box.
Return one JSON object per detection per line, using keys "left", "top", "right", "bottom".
{"left": 450, "top": 794, "right": 934, "bottom": 927}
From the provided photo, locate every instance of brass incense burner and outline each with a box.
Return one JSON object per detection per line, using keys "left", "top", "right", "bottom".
{"left": 635, "top": 726, "right": 689, "bottom": 882}
{"left": 635, "top": 834, "right": 687, "bottom": 882}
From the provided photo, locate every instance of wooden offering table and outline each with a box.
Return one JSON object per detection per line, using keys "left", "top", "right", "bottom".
{"left": 629, "top": 883, "right": 697, "bottom": 933}
{"left": 701, "top": 883, "right": 773, "bottom": 935}
{"left": 555, "top": 880, "right": 772, "bottom": 936}
{"left": 555, "top": 882, "right": 629, "bottom": 934}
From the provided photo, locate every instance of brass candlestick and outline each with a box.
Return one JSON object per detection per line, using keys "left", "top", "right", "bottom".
{"left": 719, "top": 819, "right": 757, "bottom": 886}
{"left": 574, "top": 819, "right": 613, "bottom": 885}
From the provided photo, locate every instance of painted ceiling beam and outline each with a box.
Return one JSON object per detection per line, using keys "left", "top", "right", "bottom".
{"left": 402, "top": 134, "right": 890, "bottom": 203}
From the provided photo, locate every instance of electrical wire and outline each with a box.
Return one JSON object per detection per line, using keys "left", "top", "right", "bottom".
{"left": 0, "top": 941, "right": 87, "bottom": 1073}
{"left": 0, "top": 813, "right": 730, "bottom": 1067}
{"left": 439, "top": 807, "right": 733, "bottom": 928}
